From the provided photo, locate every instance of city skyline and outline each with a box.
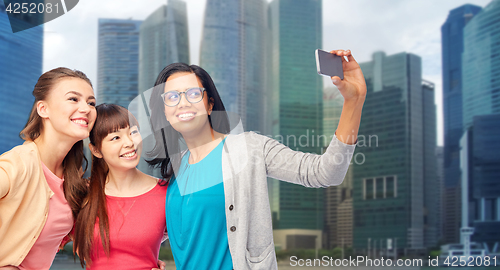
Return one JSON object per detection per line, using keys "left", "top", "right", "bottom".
{"left": 0, "top": 0, "right": 499, "bottom": 261}
{"left": 0, "top": 1, "right": 43, "bottom": 154}
{"left": 40, "top": 0, "right": 492, "bottom": 146}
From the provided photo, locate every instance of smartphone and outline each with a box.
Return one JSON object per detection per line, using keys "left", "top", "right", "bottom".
{"left": 315, "top": 49, "right": 344, "bottom": 79}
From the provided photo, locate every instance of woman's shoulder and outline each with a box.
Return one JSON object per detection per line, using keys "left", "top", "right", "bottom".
{"left": 225, "top": 131, "right": 271, "bottom": 143}
{"left": 0, "top": 141, "right": 42, "bottom": 196}
{"left": 0, "top": 141, "right": 39, "bottom": 168}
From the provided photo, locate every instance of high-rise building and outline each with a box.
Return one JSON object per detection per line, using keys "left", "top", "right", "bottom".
{"left": 137, "top": 0, "right": 190, "bottom": 175}
{"left": 435, "top": 146, "right": 444, "bottom": 242}
{"left": 353, "top": 52, "right": 436, "bottom": 252}
{"left": 139, "top": 0, "right": 189, "bottom": 93}
{"left": 199, "top": 0, "right": 268, "bottom": 133}
{"left": 322, "top": 86, "right": 353, "bottom": 249}
{"left": 460, "top": 0, "right": 500, "bottom": 252}
{"left": 97, "top": 19, "right": 142, "bottom": 108}
{"left": 0, "top": 1, "right": 43, "bottom": 154}
{"left": 462, "top": 0, "right": 500, "bottom": 130}
{"left": 422, "top": 80, "right": 439, "bottom": 248}
{"left": 460, "top": 114, "right": 500, "bottom": 252}
{"left": 441, "top": 4, "right": 482, "bottom": 244}
{"left": 268, "top": 0, "right": 323, "bottom": 250}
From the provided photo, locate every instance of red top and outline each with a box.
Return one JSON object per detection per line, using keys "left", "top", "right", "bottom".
{"left": 88, "top": 183, "right": 168, "bottom": 270}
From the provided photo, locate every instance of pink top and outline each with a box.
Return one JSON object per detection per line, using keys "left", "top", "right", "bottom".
{"left": 19, "top": 163, "right": 73, "bottom": 270}
{"left": 88, "top": 184, "right": 167, "bottom": 270}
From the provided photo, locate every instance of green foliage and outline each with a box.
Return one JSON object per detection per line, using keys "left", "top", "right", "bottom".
{"left": 158, "top": 246, "right": 174, "bottom": 261}
{"left": 429, "top": 250, "right": 441, "bottom": 257}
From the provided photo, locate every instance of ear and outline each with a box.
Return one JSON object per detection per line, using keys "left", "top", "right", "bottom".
{"left": 208, "top": 97, "right": 215, "bottom": 115}
{"left": 88, "top": 143, "right": 103, "bottom": 159}
{"left": 36, "top": 100, "right": 49, "bottom": 119}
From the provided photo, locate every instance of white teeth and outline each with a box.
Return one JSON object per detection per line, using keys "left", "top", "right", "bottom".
{"left": 72, "top": 119, "right": 88, "bottom": 125}
{"left": 121, "top": 151, "right": 136, "bottom": 158}
{"left": 178, "top": 113, "right": 194, "bottom": 120}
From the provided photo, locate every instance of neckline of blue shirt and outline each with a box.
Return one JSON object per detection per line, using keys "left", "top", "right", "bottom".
{"left": 184, "top": 136, "right": 227, "bottom": 166}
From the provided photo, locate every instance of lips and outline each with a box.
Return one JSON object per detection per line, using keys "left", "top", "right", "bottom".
{"left": 120, "top": 149, "right": 137, "bottom": 159}
{"left": 176, "top": 112, "right": 196, "bottom": 121}
{"left": 71, "top": 118, "right": 89, "bottom": 126}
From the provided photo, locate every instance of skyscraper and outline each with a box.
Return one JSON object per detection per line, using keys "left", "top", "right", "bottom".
{"left": 353, "top": 52, "right": 437, "bottom": 252}
{"left": 199, "top": 0, "right": 268, "bottom": 133}
{"left": 97, "top": 19, "right": 142, "bottom": 108}
{"left": 462, "top": 0, "right": 500, "bottom": 130}
{"left": 137, "top": 0, "right": 190, "bottom": 175}
{"left": 460, "top": 114, "right": 500, "bottom": 252}
{"left": 139, "top": 0, "right": 189, "bottom": 93}
{"left": 323, "top": 86, "right": 353, "bottom": 249}
{"left": 460, "top": 0, "right": 500, "bottom": 251}
{"left": 441, "top": 3, "right": 482, "bottom": 244}
{"left": 268, "top": 0, "right": 323, "bottom": 250}
{"left": 422, "top": 80, "right": 439, "bottom": 248}
{"left": 435, "top": 146, "right": 445, "bottom": 243}
{"left": 0, "top": 1, "right": 43, "bottom": 154}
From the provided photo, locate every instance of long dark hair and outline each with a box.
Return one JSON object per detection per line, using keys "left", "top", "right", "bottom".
{"left": 146, "top": 63, "right": 230, "bottom": 180}
{"left": 73, "top": 104, "right": 139, "bottom": 267}
{"left": 20, "top": 67, "right": 92, "bottom": 220}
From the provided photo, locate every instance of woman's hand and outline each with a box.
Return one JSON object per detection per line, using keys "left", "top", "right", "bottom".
{"left": 0, "top": 266, "right": 20, "bottom": 270}
{"left": 329, "top": 49, "right": 366, "bottom": 145}
{"left": 329, "top": 50, "right": 367, "bottom": 102}
{"left": 152, "top": 260, "right": 166, "bottom": 270}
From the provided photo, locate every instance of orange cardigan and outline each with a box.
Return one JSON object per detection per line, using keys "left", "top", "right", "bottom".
{"left": 0, "top": 141, "right": 53, "bottom": 266}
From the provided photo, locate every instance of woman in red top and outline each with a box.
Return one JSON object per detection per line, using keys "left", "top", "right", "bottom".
{"left": 74, "top": 104, "right": 168, "bottom": 270}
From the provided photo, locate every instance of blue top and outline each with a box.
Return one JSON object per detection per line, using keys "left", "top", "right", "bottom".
{"left": 165, "top": 138, "right": 233, "bottom": 269}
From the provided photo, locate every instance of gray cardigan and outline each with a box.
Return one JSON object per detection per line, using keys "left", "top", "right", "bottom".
{"left": 219, "top": 131, "right": 356, "bottom": 269}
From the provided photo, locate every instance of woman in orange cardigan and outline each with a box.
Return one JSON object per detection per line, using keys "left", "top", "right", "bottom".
{"left": 0, "top": 67, "right": 96, "bottom": 269}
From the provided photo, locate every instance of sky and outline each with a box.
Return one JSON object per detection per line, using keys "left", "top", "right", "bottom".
{"left": 42, "top": 0, "right": 493, "bottom": 146}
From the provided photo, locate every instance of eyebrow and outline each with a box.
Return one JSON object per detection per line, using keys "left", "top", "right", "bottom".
{"left": 66, "top": 91, "right": 96, "bottom": 100}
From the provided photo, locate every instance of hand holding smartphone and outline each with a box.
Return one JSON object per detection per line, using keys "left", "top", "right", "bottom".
{"left": 315, "top": 49, "right": 344, "bottom": 80}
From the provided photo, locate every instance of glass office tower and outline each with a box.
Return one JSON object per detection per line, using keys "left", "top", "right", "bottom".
{"left": 460, "top": 114, "right": 500, "bottom": 251}
{"left": 137, "top": 0, "right": 190, "bottom": 175}
{"left": 200, "top": 0, "right": 268, "bottom": 133}
{"left": 97, "top": 19, "right": 142, "bottom": 109}
{"left": 441, "top": 4, "right": 482, "bottom": 244}
{"left": 462, "top": 0, "right": 500, "bottom": 130}
{"left": 268, "top": 0, "right": 323, "bottom": 250}
{"left": 460, "top": 0, "right": 500, "bottom": 252}
{"left": 353, "top": 52, "right": 436, "bottom": 252}
{"left": 0, "top": 2, "right": 43, "bottom": 154}
{"left": 139, "top": 0, "right": 189, "bottom": 93}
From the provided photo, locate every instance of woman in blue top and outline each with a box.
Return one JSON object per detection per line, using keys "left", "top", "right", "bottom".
{"left": 146, "top": 49, "right": 366, "bottom": 269}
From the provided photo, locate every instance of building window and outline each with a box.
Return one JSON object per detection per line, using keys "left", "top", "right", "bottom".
{"left": 386, "top": 176, "right": 395, "bottom": 198}
{"left": 485, "top": 198, "right": 496, "bottom": 221}
{"left": 365, "top": 179, "right": 374, "bottom": 200}
{"left": 363, "top": 175, "right": 397, "bottom": 200}
{"left": 376, "top": 177, "right": 384, "bottom": 199}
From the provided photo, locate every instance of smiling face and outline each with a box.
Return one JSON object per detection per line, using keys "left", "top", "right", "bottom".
{"left": 163, "top": 72, "right": 213, "bottom": 137}
{"left": 39, "top": 77, "right": 97, "bottom": 142}
{"left": 93, "top": 125, "right": 142, "bottom": 171}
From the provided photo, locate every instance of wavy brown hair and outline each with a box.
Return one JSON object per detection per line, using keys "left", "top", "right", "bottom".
{"left": 74, "top": 104, "right": 139, "bottom": 267}
{"left": 20, "top": 67, "right": 92, "bottom": 220}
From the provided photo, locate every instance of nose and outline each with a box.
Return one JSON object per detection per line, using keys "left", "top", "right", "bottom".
{"left": 177, "top": 92, "right": 191, "bottom": 108}
{"left": 78, "top": 101, "right": 91, "bottom": 114}
{"left": 123, "top": 133, "right": 134, "bottom": 148}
